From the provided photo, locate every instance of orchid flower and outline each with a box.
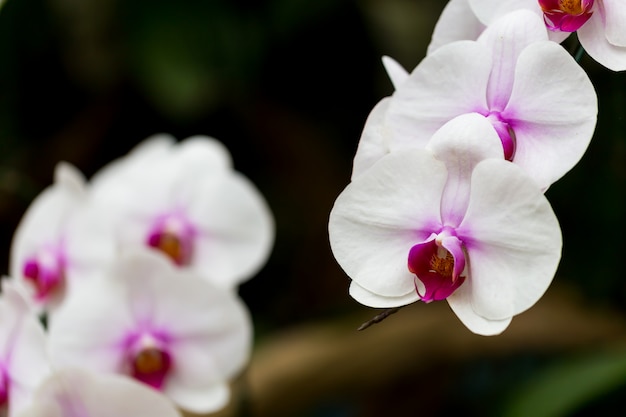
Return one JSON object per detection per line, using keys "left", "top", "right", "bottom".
{"left": 9, "top": 163, "right": 110, "bottom": 313}
{"left": 47, "top": 249, "right": 252, "bottom": 414}
{"left": 0, "top": 280, "right": 50, "bottom": 417}
{"left": 354, "top": 10, "right": 597, "bottom": 190}
{"left": 18, "top": 368, "right": 182, "bottom": 417}
{"left": 330, "top": 114, "right": 562, "bottom": 335}
{"left": 81, "top": 135, "right": 274, "bottom": 290}
{"left": 430, "top": 0, "right": 626, "bottom": 71}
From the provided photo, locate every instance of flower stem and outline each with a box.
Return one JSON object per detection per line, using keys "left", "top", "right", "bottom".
{"left": 357, "top": 307, "right": 402, "bottom": 331}
{"left": 574, "top": 44, "right": 586, "bottom": 63}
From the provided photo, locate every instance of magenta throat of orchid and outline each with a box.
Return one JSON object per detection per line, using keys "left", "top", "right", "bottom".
{"left": 146, "top": 214, "right": 196, "bottom": 266}
{"left": 538, "top": 0, "right": 594, "bottom": 32}
{"left": 408, "top": 232, "right": 467, "bottom": 303}
{"left": 0, "top": 369, "right": 8, "bottom": 409}
{"left": 22, "top": 248, "right": 66, "bottom": 300}
{"left": 485, "top": 112, "right": 516, "bottom": 161}
{"left": 131, "top": 347, "right": 173, "bottom": 390}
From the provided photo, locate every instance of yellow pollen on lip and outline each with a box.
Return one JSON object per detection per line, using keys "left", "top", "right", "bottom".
{"left": 429, "top": 252, "right": 455, "bottom": 279}
{"left": 158, "top": 233, "right": 184, "bottom": 264}
{"left": 134, "top": 348, "right": 167, "bottom": 374}
{"left": 559, "top": 0, "right": 584, "bottom": 14}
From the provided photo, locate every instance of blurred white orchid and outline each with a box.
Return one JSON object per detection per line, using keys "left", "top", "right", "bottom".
{"left": 9, "top": 163, "right": 109, "bottom": 313}
{"left": 18, "top": 368, "right": 182, "bottom": 417}
{"left": 81, "top": 134, "right": 274, "bottom": 290}
{"left": 0, "top": 280, "right": 50, "bottom": 417}
{"left": 48, "top": 249, "right": 252, "bottom": 414}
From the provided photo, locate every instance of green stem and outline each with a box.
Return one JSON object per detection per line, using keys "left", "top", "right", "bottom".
{"left": 574, "top": 44, "right": 586, "bottom": 63}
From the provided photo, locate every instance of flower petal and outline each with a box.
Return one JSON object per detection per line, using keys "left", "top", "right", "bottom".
{"left": 502, "top": 41, "right": 597, "bottom": 188}
{"left": 352, "top": 98, "right": 392, "bottom": 179}
{"left": 468, "top": 0, "right": 541, "bottom": 25}
{"left": 381, "top": 56, "right": 409, "bottom": 89}
{"left": 185, "top": 171, "right": 275, "bottom": 288}
{"left": 21, "top": 368, "right": 182, "bottom": 417}
{"left": 9, "top": 165, "right": 87, "bottom": 311}
{"left": 329, "top": 150, "right": 447, "bottom": 297}
{"left": 48, "top": 276, "right": 134, "bottom": 373}
{"left": 386, "top": 41, "right": 492, "bottom": 148}
{"left": 577, "top": 8, "right": 626, "bottom": 71}
{"left": 166, "top": 380, "right": 229, "bottom": 415}
{"left": 116, "top": 251, "right": 252, "bottom": 387}
{"left": 427, "top": 0, "right": 486, "bottom": 54}
{"left": 447, "top": 283, "right": 513, "bottom": 336}
{"left": 171, "top": 136, "right": 233, "bottom": 172}
{"left": 457, "top": 159, "right": 562, "bottom": 321}
{"left": 602, "top": 0, "right": 626, "bottom": 47}
{"left": 0, "top": 282, "right": 51, "bottom": 417}
{"left": 54, "top": 162, "right": 87, "bottom": 195}
{"left": 349, "top": 281, "right": 419, "bottom": 308}
{"left": 89, "top": 134, "right": 176, "bottom": 196}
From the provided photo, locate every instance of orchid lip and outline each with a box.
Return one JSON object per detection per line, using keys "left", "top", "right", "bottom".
{"left": 485, "top": 112, "right": 516, "bottom": 161}
{"left": 22, "top": 246, "right": 66, "bottom": 300}
{"left": 126, "top": 333, "right": 172, "bottom": 390}
{"left": 146, "top": 212, "right": 196, "bottom": 266}
{"left": 539, "top": 0, "right": 594, "bottom": 32}
{"left": 408, "top": 227, "right": 467, "bottom": 303}
{"left": 0, "top": 368, "right": 8, "bottom": 408}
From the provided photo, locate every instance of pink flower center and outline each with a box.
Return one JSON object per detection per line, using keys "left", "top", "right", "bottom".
{"left": 408, "top": 229, "right": 467, "bottom": 303}
{"left": 146, "top": 213, "right": 195, "bottom": 266}
{"left": 486, "top": 112, "right": 516, "bottom": 161}
{"left": 127, "top": 333, "right": 172, "bottom": 390}
{"left": 538, "top": 0, "right": 594, "bottom": 32}
{"left": 0, "top": 367, "right": 8, "bottom": 409}
{"left": 131, "top": 347, "right": 172, "bottom": 389}
{"left": 22, "top": 246, "right": 66, "bottom": 301}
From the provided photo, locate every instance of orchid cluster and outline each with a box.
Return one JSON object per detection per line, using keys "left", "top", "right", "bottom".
{"left": 0, "top": 135, "right": 274, "bottom": 416}
{"left": 328, "top": 2, "right": 621, "bottom": 335}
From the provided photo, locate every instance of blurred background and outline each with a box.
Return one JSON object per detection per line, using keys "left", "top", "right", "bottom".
{"left": 0, "top": 0, "right": 625, "bottom": 416}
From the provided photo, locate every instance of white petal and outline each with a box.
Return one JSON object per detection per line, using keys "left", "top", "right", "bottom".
{"left": 0, "top": 283, "right": 50, "bottom": 417}
{"left": 352, "top": 98, "right": 392, "bottom": 179}
{"left": 117, "top": 250, "right": 252, "bottom": 377}
{"left": 468, "top": 0, "right": 541, "bottom": 25}
{"left": 386, "top": 41, "right": 492, "bottom": 149}
{"left": 10, "top": 168, "right": 86, "bottom": 283}
{"left": 89, "top": 134, "right": 175, "bottom": 196}
{"left": 477, "top": 10, "right": 548, "bottom": 110}
{"left": 349, "top": 281, "right": 419, "bottom": 308}
{"left": 48, "top": 250, "right": 252, "bottom": 412}
{"left": 171, "top": 135, "right": 233, "bottom": 173}
{"left": 166, "top": 381, "right": 229, "bottom": 415}
{"left": 503, "top": 41, "right": 597, "bottom": 188}
{"left": 186, "top": 171, "right": 275, "bottom": 288}
{"left": 381, "top": 56, "right": 409, "bottom": 89}
{"left": 54, "top": 162, "right": 86, "bottom": 195}
{"left": 447, "top": 284, "right": 512, "bottom": 335}
{"left": 457, "top": 159, "right": 562, "bottom": 321}
{"left": 426, "top": 113, "right": 503, "bottom": 226}
{"left": 602, "top": 0, "right": 626, "bottom": 47}
{"left": 47, "top": 276, "right": 133, "bottom": 373}
{"left": 21, "top": 368, "right": 182, "bottom": 417}
{"left": 578, "top": 8, "right": 626, "bottom": 71}
{"left": 427, "top": 0, "right": 485, "bottom": 54}
{"left": 329, "top": 150, "right": 447, "bottom": 298}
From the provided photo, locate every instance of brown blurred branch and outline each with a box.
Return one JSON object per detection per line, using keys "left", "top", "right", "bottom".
{"left": 186, "top": 285, "right": 626, "bottom": 417}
